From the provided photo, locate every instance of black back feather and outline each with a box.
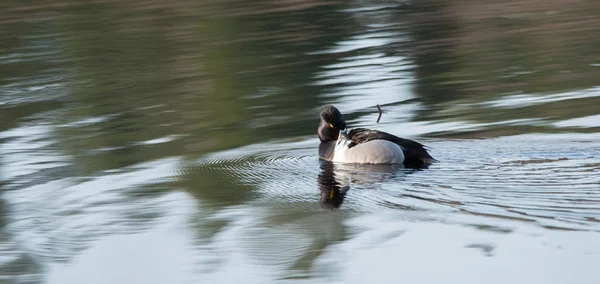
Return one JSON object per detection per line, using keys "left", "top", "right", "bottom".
{"left": 348, "top": 128, "right": 436, "bottom": 169}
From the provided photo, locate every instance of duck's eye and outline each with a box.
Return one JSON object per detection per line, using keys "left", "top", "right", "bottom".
{"left": 329, "top": 123, "right": 334, "bottom": 129}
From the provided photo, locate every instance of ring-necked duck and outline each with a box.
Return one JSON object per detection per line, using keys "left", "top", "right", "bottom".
{"left": 318, "top": 105, "right": 435, "bottom": 168}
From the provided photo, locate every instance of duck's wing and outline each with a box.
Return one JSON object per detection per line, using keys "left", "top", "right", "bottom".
{"left": 348, "top": 128, "right": 436, "bottom": 168}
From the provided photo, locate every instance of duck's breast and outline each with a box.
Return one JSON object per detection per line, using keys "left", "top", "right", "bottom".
{"left": 333, "top": 140, "right": 405, "bottom": 164}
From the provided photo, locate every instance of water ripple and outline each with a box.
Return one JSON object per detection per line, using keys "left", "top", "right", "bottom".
{"left": 183, "top": 134, "right": 600, "bottom": 231}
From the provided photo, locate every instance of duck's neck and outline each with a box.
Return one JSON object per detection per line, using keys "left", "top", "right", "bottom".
{"left": 318, "top": 141, "right": 335, "bottom": 161}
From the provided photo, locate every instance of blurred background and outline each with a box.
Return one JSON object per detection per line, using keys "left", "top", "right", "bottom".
{"left": 1, "top": 0, "right": 599, "bottom": 283}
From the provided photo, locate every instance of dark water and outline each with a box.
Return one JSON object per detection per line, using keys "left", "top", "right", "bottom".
{"left": 2, "top": 0, "right": 600, "bottom": 283}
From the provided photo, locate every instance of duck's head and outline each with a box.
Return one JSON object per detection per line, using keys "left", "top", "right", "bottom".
{"left": 318, "top": 105, "right": 348, "bottom": 142}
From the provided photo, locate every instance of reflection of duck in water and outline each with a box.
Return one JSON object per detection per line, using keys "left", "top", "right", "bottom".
{"left": 318, "top": 105, "right": 435, "bottom": 168}
{"left": 317, "top": 161, "right": 409, "bottom": 209}
{"left": 318, "top": 161, "right": 349, "bottom": 209}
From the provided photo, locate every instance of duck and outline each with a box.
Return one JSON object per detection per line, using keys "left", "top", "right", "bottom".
{"left": 318, "top": 105, "right": 435, "bottom": 168}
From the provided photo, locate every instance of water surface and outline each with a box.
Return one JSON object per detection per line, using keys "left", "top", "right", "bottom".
{"left": 1, "top": 0, "right": 600, "bottom": 283}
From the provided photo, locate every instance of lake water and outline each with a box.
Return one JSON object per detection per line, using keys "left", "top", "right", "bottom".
{"left": 1, "top": 1, "right": 600, "bottom": 283}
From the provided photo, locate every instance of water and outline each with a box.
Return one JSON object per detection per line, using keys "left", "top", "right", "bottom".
{"left": 1, "top": 0, "right": 600, "bottom": 283}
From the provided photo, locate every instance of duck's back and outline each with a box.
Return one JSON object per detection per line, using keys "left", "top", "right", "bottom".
{"left": 333, "top": 140, "right": 404, "bottom": 164}
{"left": 349, "top": 128, "right": 435, "bottom": 168}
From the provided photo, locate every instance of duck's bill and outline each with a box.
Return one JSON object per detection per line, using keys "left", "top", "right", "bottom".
{"left": 339, "top": 129, "right": 350, "bottom": 140}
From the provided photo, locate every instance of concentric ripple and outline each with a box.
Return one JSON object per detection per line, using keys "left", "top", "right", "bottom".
{"left": 182, "top": 134, "right": 600, "bottom": 231}
{"left": 179, "top": 139, "right": 322, "bottom": 206}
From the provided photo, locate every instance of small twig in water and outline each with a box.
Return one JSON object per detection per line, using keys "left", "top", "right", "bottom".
{"left": 376, "top": 104, "right": 382, "bottom": 123}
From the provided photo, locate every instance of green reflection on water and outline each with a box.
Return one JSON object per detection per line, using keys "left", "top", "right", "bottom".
{"left": 1, "top": 0, "right": 600, "bottom": 281}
